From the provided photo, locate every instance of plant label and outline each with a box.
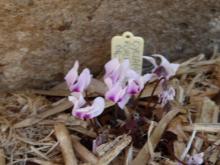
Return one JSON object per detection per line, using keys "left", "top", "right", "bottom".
{"left": 111, "top": 31, "right": 144, "bottom": 74}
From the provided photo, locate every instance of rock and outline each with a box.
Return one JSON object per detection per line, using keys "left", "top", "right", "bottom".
{"left": 0, "top": 0, "right": 219, "bottom": 90}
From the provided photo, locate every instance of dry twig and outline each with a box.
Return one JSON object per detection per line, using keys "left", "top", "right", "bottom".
{"left": 54, "top": 123, "right": 78, "bottom": 165}
{"left": 97, "top": 135, "right": 132, "bottom": 165}
{"left": 72, "top": 138, "right": 98, "bottom": 164}
{"left": 0, "top": 149, "right": 6, "bottom": 165}
{"left": 14, "top": 99, "right": 72, "bottom": 128}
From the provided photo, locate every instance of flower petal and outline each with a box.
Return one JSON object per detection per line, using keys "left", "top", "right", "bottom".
{"left": 104, "top": 77, "right": 113, "bottom": 89}
{"left": 127, "top": 79, "right": 140, "bottom": 94}
{"left": 104, "top": 58, "right": 120, "bottom": 77}
{"left": 126, "top": 73, "right": 152, "bottom": 95}
{"left": 65, "top": 61, "right": 79, "bottom": 91}
{"left": 143, "top": 56, "right": 157, "bottom": 68}
{"left": 152, "top": 54, "right": 170, "bottom": 66}
{"left": 72, "top": 97, "right": 105, "bottom": 119}
{"left": 167, "top": 63, "right": 180, "bottom": 77}
{"left": 141, "top": 73, "right": 153, "bottom": 85}
{"left": 117, "top": 94, "right": 131, "bottom": 109}
{"left": 104, "top": 59, "right": 130, "bottom": 85}
{"left": 153, "top": 54, "right": 179, "bottom": 79}
{"left": 71, "top": 68, "right": 92, "bottom": 92}
{"left": 68, "top": 92, "right": 86, "bottom": 109}
{"left": 105, "top": 82, "right": 126, "bottom": 103}
{"left": 116, "top": 59, "right": 130, "bottom": 82}
{"left": 72, "top": 106, "right": 92, "bottom": 119}
{"left": 86, "top": 97, "right": 105, "bottom": 118}
{"left": 126, "top": 69, "right": 139, "bottom": 80}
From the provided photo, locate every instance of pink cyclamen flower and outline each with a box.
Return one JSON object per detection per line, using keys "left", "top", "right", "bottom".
{"left": 159, "top": 86, "right": 175, "bottom": 106}
{"left": 105, "top": 82, "right": 127, "bottom": 103}
{"left": 104, "top": 58, "right": 154, "bottom": 109}
{"left": 65, "top": 61, "right": 92, "bottom": 92}
{"left": 104, "top": 58, "right": 129, "bottom": 85}
{"left": 143, "top": 54, "right": 179, "bottom": 80}
{"left": 126, "top": 70, "right": 153, "bottom": 95}
{"left": 186, "top": 152, "right": 204, "bottom": 165}
{"left": 69, "top": 94, "right": 105, "bottom": 119}
{"left": 105, "top": 79, "right": 130, "bottom": 109}
{"left": 104, "top": 59, "right": 130, "bottom": 108}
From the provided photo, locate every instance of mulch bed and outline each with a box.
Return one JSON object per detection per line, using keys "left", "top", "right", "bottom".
{"left": 0, "top": 53, "right": 220, "bottom": 165}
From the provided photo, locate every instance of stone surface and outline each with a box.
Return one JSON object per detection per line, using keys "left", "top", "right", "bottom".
{"left": 0, "top": 0, "right": 219, "bottom": 90}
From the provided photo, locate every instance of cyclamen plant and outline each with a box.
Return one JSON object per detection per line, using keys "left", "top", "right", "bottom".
{"left": 65, "top": 61, "right": 105, "bottom": 119}
{"left": 65, "top": 55, "right": 179, "bottom": 120}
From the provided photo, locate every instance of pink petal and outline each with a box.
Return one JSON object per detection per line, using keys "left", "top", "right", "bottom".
{"left": 126, "top": 73, "right": 152, "bottom": 95}
{"left": 117, "top": 94, "right": 131, "bottom": 109}
{"left": 153, "top": 54, "right": 179, "bottom": 79}
{"left": 167, "top": 63, "right": 180, "bottom": 77}
{"left": 142, "top": 73, "right": 153, "bottom": 84}
{"left": 120, "top": 59, "right": 130, "bottom": 71}
{"left": 68, "top": 92, "right": 86, "bottom": 109}
{"left": 105, "top": 82, "right": 126, "bottom": 103}
{"left": 104, "top": 58, "right": 120, "bottom": 77}
{"left": 143, "top": 56, "right": 157, "bottom": 68}
{"left": 113, "top": 59, "right": 129, "bottom": 83}
{"left": 127, "top": 79, "right": 140, "bottom": 94}
{"left": 108, "top": 59, "right": 128, "bottom": 83}
{"left": 104, "top": 77, "right": 113, "bottom": 89}
{"left": 65, "top": 61, "right": 79, "bottom": 90}
{"left": 71, "top": 68, "right": 92, "bottom": 92}
{"left": 126, "top": 69, "right": 139, "bottom": 80}
{"left": 104, "top": 59, "right": 130, "bottom": 85}
{"left": 152, "top": 54, "right": 170, "bottom": 66}
{"left": 72, "top": 97, "right": 105, "bottom": 119}
{"left": 72, "top": 106, "right": 92, "bottom": 119}
{"left": 87, "top": 97, "right": 105, "bottom": 118}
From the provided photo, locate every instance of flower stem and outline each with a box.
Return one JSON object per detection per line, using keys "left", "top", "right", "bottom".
{"left": 89, "top": 119, "right": 99, "bottom": 134}
{"left": 133, "top": 82, "right": 149, "bottom": 110}
{"left": 114, "top": 104, "right": 119, "bottom": 119}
